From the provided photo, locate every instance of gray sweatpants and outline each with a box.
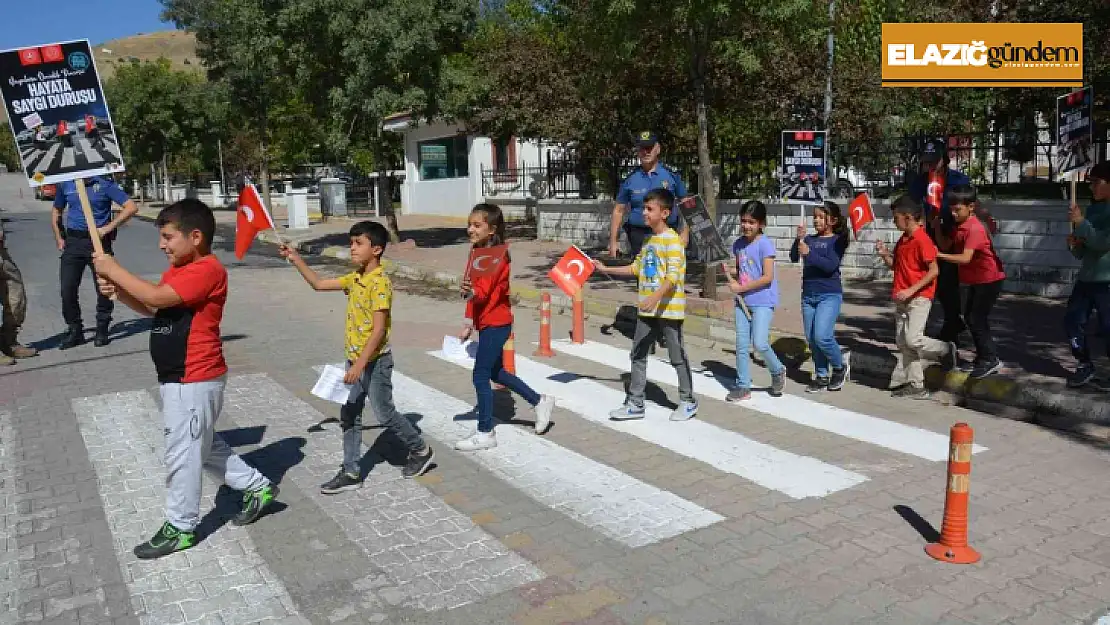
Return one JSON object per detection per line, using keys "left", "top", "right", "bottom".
{"left": 627, "top": 316, "right": 695, "bottom": 409}
{"left": 341, "top": 352, "right": 426, "bottom": 475}
{"left": 161, "top": 376, "right": 269, "bottom": 532}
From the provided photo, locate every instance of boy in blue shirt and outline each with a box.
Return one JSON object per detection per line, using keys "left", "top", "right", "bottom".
{"left": 1065, "top": 162, "right": 1110, "bottom": 388}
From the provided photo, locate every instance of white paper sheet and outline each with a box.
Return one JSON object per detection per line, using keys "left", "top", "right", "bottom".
{"left": 442, "top": 335, "right": 475, "bottom": 361}
{"left": 311, "top": 364, "right": 353, "bottom": 404}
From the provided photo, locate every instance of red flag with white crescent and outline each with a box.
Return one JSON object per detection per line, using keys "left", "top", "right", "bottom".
{"left": 926, "top": 170, "right": 945, "bottom": 216}
{"left": 235, "top": 183, "right": 277, "bottom": 259}
{"left": 548, "top": 245, "right": 594, "bottom": 297}
{"left": 466, "top": 244, "right": 508, "bottom": 279}
{"left": 848, "top": 193, "right": 875, "bottom": 235}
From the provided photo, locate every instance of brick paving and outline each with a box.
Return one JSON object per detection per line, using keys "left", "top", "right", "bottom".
{"left": 3, "top": 178, "right": 1110, "bottom": 624}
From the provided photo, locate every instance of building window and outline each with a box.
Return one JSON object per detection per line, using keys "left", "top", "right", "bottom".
{"left": 418, "top": 135, "right": 469, "bottom": 180}
{"left": 492, "top": 136, "right": 514, "bottom": 172}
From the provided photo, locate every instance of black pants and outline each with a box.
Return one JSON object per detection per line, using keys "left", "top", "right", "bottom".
{"left": 934, "top": 260, "right": 965, "bottom": 342}
{"left": 962, "top": 279, "right": 1003, "bottom": 364}
{"left": 623, "top": 224, "right": 653, "bottom": 258}
{"left": 60, "top": 233, "right": 114, "bottom": 328}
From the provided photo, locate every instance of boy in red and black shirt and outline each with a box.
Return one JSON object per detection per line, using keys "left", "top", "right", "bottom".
{"left": 876, "top": 195, "right": 958, "bottom": 399}
{"left": 936, "top": 184, "right": 1006, "bottom": 379}
{"left": 93, "top": 199, "right": 277, "bottom": 560}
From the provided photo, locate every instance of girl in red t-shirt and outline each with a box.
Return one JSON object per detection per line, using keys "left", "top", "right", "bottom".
{"left": 935, "top": 184, "right": 1005, "bottom": 379}
{"left": 455, "top": 203, "right": 555, "bottom": 451}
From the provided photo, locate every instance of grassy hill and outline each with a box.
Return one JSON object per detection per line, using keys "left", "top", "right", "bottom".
{"left": 2, "top": 30, "right": 200, "bottom": 125}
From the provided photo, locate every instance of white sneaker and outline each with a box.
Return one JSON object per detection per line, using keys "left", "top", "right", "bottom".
{"left": 534, "top": 395, "right": 555, "bottom": 434}
{"left": 455, "top": 431, "right": 497, "bottom": 451}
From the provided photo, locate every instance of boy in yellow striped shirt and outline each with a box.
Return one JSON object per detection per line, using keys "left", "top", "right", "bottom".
{"left": 594, "top": 188, "right": 698, "bottom": 421}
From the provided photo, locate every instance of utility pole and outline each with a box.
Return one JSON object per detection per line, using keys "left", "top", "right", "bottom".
{"left": 218, "top": 138, "right": 227, "bottom": 200}
{"left": 823, "top": 0, "right": 836, "bottom": 190}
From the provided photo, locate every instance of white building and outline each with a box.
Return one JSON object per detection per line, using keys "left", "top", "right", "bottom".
{"left": 382, "top": 112, "right": 552, "bottom": 217}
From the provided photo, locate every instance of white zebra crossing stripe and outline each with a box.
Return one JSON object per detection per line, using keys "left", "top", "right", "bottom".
{"left": 429, "top": 351, "right": 868, "bottom": 499}
{"left": 221, "top": 374, "right": 544, "bottom": 612}
{"left": 385, "top": 369, "right": 725, "bottom": 547}
{"left": 71, "top": 392, "right": 305, "bottom": 625}
{"left": 547, "top": 339, "right": 988, "bottom": 462}
{"left": 78, "top": 138, "right": 104, "bottom": 164}
{"left": 34, "top": 143, "right": 61, "bottom": 173}
{"left": 60, "top": 146, "right": 76, "bottom": 168}
{"left": 0, "top": 411, "right": 21, "bottom": 623}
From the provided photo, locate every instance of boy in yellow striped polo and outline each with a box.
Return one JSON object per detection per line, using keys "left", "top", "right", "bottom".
{"left": 594, "top": 188, "right": 698, "bottom": 421}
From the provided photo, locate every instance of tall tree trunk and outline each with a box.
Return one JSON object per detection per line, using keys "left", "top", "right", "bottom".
{"left": 162, "top": 152, "right": 171, "bottom": 204}
{"left": 260, "top": 137, "right": 271, "bottom": 212}
{"left": 691, "top": 26, "right": 717, "bottom": 299}
{"left": 374, "top": 134, "right": 401, "bottom": 242}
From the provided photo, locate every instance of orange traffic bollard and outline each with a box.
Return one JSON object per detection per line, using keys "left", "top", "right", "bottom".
{"left": 503, "top": 333, "right": 517, "bottom": 375}
{"left": 571, "top": 288, "right": 585, "bottom": 344}
{"left": 535, "top": 293, "right": 555, "bottom": 357}
{"left": 925, "top": 422, "right": 981, "bottom": 564}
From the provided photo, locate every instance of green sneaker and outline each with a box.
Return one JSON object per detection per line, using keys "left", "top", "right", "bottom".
{"left": 133, "top": 522, "right": 195, "bottom": 559}
{"left": 233, "top": 484, "right": 279, "bottom": 526}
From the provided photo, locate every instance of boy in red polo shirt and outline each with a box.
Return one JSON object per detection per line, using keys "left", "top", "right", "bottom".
{"left": 936, "top": 184, "right": 1006, "bottom": 379}
{"left": 876, "top": 195, "right": 958, "bottom": 399}
{"left": 93, "top": 199, "right": 278, "bottom": 559}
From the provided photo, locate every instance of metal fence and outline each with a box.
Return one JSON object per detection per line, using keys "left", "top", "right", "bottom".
{"left": 498, "top": 123, "right": 1109, "bottom": 201}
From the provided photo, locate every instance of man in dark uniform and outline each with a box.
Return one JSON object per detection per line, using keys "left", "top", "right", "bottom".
{"left": 908, "top": 138, "right": 971, "bottom": 345}
{"left": 51, "top": 175, "right": 137, "bottom": 348}
{"left": 608, "top": 131, "right": 690, "bottom": 259}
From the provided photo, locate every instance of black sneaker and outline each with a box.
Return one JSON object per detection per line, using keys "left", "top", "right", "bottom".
{"left": 945, "top": 342, "right": 960, "bottom": 371}
{"left": 769, "top": 372, "right": 786, "bottom": 397}
{"left": 133, "top": 521, "right": 195, "bottom": 559}
{"left": 892, "top": 384, "right": 929, "bottom": 400}
{"left": 970, "top": 359, "right": 1003, "bottom": 380}
{"left": 828, "top": 365, "right": 849, "bottom": 392}
{"left": 233, "top": 484, "right": 279, "bottom": 526}
{"left": 1067, "top": 364, "right": 1096, "bottom": 388}
{"left": 59, "top": 325, "right": 84, "bottom": 350}
{"left": 726, "top": 388, "right": 751, "bottom": 403}
{"left": 320, "top": 470, "right": 361, "bottom": 494}
{"left": 93, "top": 325, "right": 111, "bottom": 347}
{"left": 806, "top": 377, "right": 829, "bottom": 393}
{"left": 402, "top": 447, "right": 435, "bottom": 479}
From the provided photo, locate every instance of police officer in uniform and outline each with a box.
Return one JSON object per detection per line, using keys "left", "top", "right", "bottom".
{"left": 607, "top": 131, "right": 690, "bottom": 259}
{"left": 51, "top": 175, "right": 138, "bottom": 348}
{"left": 908, "top": 139, "right": 971, "bottom": 345}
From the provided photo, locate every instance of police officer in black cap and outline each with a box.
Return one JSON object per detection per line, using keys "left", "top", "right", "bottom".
{"left": 908, "top": 138, "right": 972, "bottom": 345}
{"left": 608, "top": 131, "right": 689, "bottom": 259}
{"left": 51, "top": 175, "right": 137, "bottom": 348}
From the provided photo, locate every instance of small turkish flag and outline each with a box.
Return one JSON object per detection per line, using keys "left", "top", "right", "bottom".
{"left": 40, "top": 44, "right": 64, "bottom": 63}
{"left": 235, "top": 183, "right": 277, "bottom": 259}
{"left": 848, "top": 193, "right": 874, "bottom": 235}
{"left": 926, "top": 171, "right": 945, "bottom": 216}
{"left": 18, "top": 48, "right": 42, "bottom": 66}
{"left": 466, "top": 244, "right": 508, "bottom": 280}
{"left": 548, "top": 245, "right": 594, "bottom": 297}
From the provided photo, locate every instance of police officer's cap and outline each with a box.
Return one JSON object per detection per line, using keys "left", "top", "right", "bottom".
{"left": 636, "top": 131, "right": 659, "bottom": 149}
{"left": 920, "top": 138, "right": 947, "bottom": 164}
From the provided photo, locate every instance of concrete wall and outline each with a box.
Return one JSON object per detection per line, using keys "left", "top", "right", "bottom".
{"left": 536, "top": 198, "right": 1081, "bottom": 298}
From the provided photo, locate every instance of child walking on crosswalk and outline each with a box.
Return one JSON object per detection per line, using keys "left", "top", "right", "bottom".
{"left": 280, "top": 222, "right": 436, "bottom": 491}
{"left": 455, "top": 203, "right": 556, "bottom": 450}
{"left": 594, "top": 188, "right": 699, "bottom": 421}
{"left": 93, "top": 199, "right": 278, "bottom": 559}
{"left": 724, "top": 200, "right": 787, "bottom": 401}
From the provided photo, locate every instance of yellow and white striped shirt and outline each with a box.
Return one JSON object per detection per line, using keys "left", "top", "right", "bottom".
{"left": 631, "top": 228, "right": 686, "bottom": 320}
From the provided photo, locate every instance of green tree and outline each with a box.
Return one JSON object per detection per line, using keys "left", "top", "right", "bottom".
{"left": 0, "top": 124, "right": 19, "bottom": 174}
{"left": 161, "top": 0, "right": 291, "bottom": 209}
{"left": 104, "top": 58, "right": 220, "bottom": 192}
{"left": 280, "top": 0, "right": 477, "bottom": 239}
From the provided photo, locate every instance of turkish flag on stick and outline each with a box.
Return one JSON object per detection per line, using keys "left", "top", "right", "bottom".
{"left": 848, "top": 193, "right": 875, "bottom": 236}
{"left": 548, "top": 245, "right": 595, "bottom": 297}
{"left": 465, "top": 244, "right": 508, "bottom": 280}
{"left": 235, "top": 183, "right": 279, "bottom": 259}
{"left": 926, "top": 170, "right": 945, "bottom": 217}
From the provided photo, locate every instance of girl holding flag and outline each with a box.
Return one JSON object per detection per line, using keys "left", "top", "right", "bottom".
{"left": 791, "top": 201, "right": 851, "bottom": 392}
{"left": 455, "top": 203, "right": 556, "bottom": 451}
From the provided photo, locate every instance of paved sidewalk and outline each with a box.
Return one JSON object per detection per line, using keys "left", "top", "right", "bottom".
{"left": 138, "top": 205, "right": 1110, "bottom": 439}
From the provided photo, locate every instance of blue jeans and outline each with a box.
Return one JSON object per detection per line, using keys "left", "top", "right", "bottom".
{"left": 342, "top": 352, "right": 426, "bottom": 474}
{"left": 801, "top": 292, "right": 844, "bottom": 378}
{"left": 1065, "top": 281, "right": 1110, "bottom": 367}
{"left": 474, "top": 324, "right": 541, "bottom": 432}
{"left": 734, "top": 306, "right": 785, "bottom": 390}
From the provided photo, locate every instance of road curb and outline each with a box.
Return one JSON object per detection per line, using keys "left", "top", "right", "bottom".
{"left": 295, "top": 242, "right": 1110, "bottom": 439}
